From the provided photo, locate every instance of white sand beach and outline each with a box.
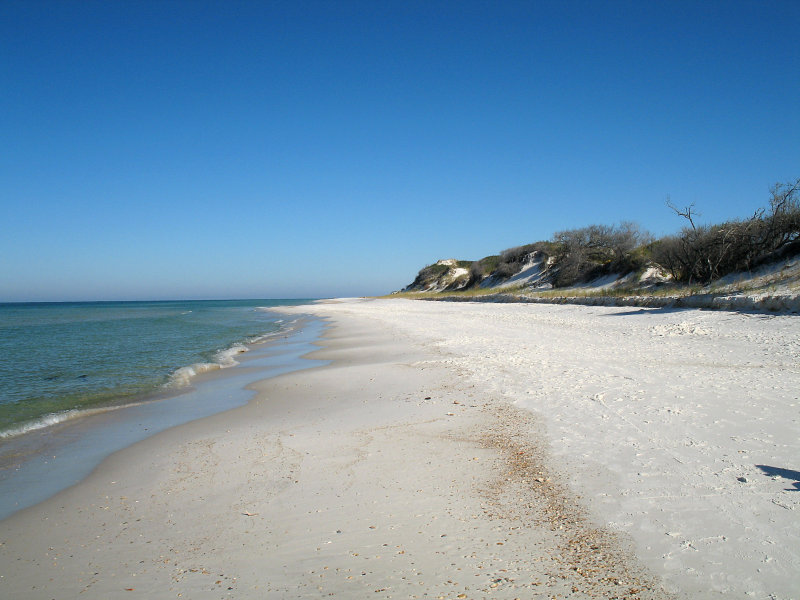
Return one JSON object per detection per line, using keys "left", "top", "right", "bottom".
{"left": 1, "top": 298, "right": 798, "bottom": 599}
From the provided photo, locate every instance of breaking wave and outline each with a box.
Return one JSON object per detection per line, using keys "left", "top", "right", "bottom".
{"left": 165, "top": 320, "right": 298, "bottom": 389}
{"left": 0, "top": 404, "right": 142, "bottom": 440}
{"left": 167, "top": 343, "right": 249, "bottom": 388}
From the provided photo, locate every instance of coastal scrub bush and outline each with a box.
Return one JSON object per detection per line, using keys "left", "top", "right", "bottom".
{"left": 495, "top": 242, "right": 551, "bottom": 278}
{"left": 466, "top": 242, "right": 555, "bottom": 286}
{"left": 404, "top": 262, "right": 451, "bottom": 291}
{"left": 468, "top": 255, "right": 500, "bottom": 284}
{"left": 551, "top": 222, "right": 650, "bottom": 287}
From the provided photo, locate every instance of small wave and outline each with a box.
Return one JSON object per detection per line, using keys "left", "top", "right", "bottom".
{"left": 255, "top": 307, "right": 295, "bottom": 318}
{"left": 166, "top": 343, "right": 250, "bottom": 388}
{"left": 165, "top": 316, "right": 296, "bottom": 389}
{"left": 217, "top": 343, "right": 248, "bottom": 367}
{"left": 254, "top": 311, "right": 304, "bottom": 333}
{"left": 168, "top": 362, "right": 222, "bottom": 387}
{"left": 0, "top": 405, "right": 136, "bottom": 440}
{"left": 248, "top": 329, "right": 288, "bottom": 344}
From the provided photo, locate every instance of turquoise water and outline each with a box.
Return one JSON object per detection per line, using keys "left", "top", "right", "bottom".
{"left": 0, "top": 299, "right": 310, "bottom": 438}
{"left": 0, "top": 311, "right": 326, "bottom": 521}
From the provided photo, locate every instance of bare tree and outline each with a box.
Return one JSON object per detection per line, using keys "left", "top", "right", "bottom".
{"left": 653, "top": 179, "right": 800, "bottom": 283}
{"left": 666, "top": 198, "right": 699, "bottom": 230}
{"left": 764, "top": 178, "right": 800, "bottom": 249}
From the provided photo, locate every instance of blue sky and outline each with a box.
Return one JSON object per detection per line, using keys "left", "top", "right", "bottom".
{"left": 2, "top": 0, "right": 798, "bottom": 301}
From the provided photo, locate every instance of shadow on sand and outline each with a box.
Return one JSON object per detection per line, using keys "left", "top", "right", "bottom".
{"left": 756, "top": 465, "right": 800, "bottom": 491}
{"left": 598, "top": 306, "right": 691, "bottom": 317}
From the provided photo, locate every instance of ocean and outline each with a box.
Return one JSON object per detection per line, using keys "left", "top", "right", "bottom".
{"left": 0, "top": 299, "right": 311, "bottom": 438}
{"left": 0, "top": 299, "right": 323, "bottom": 520}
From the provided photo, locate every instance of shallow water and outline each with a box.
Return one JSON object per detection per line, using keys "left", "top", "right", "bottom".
{"left": 0, "top": 313, "right": 326, "bottom": 521}
{"left": 0, "top": 299, "right": 310, "bottom": 437}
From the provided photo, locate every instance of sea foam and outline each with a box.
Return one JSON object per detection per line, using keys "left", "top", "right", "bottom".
{"left": 0, "top": 405, "right": 137, "bottom": 439}
{"left": 167, "top": 343, "right": 249, "bottom": 388}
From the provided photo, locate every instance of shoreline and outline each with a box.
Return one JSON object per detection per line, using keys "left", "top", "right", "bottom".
{"left": 0, "top": 299, "right": 673, "bottom": 599}
{"left": 2, "top": 297, "right": 796, "bottom": 598}
{"left": 0, "top": 315, "right": 326, "bottom": 522}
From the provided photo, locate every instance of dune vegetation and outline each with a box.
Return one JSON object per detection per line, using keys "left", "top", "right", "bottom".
{"left": 398, "top": 178, "right": 800, "bottom": 302}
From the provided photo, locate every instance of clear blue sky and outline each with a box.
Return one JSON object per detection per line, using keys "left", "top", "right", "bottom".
{"left": 2, "top": 0, "right": 798, "bottom": 301}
